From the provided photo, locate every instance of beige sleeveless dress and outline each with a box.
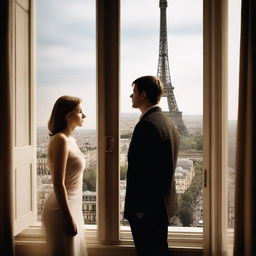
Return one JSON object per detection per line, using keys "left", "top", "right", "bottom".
{"left": 42, "top": 136, "right": 87, "bottom": 256}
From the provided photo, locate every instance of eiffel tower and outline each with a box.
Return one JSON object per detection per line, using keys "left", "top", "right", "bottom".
{"left": 157, "top": 0, "right": 188, "bottom": 136}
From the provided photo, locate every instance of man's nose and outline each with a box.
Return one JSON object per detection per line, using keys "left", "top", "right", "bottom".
{"left": 83, "top": 113, "right": 86, "bottom": 119}
{"left": 130, "top": 94, "right": 133, "bottom": 98}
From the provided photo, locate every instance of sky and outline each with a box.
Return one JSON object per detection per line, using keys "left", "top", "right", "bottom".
{"left": 36, "top": 0, "right": 240, "bottom": 129}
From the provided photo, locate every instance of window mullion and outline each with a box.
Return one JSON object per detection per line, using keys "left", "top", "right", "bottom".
{"left": 97, "top": 0, "right": 120, "bottom": 243}
{"left": 203, "top": 0, "right": 228, "bottom": 254}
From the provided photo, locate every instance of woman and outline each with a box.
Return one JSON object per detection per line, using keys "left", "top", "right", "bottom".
{"left": 42, "top": 95, "right": 87, "bottom": 255}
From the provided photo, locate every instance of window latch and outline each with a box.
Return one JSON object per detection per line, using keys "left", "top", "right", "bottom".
{"left": 105, "top": 136, "right": 114, "bottom": 153}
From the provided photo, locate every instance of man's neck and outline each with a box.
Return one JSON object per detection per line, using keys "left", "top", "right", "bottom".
{"left": 139, "top": 103, "right": 154, "bottom": 114}
{"left": 139, "top": 104, "right": 159, "bottom": 120}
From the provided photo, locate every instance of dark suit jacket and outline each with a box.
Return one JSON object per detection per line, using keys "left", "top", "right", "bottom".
{"left": 124, "top": 106, "right": 180, "bottom": 223}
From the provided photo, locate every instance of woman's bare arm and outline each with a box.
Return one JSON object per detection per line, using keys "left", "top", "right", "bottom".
{"left": 49, "top": 133, "right": 77, "bottom": 236}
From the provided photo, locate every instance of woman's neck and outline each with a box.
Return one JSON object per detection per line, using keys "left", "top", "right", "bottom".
{"left": 62, "top": 126, "right": 75, "bottom": 137}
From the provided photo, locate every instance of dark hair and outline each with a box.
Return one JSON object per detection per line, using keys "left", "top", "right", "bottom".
{"left": 48, "top": 95, "right": 81, "bottom": 136}
{"left": 132, "top": 75, "right": 163, "bottom": 104}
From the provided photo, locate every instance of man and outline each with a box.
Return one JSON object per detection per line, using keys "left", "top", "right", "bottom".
{"left": 124, "top": 75, "right": 180, "bottom": 256}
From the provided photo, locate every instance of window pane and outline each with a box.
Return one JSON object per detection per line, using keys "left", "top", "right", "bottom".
{"left": 227, "top": 0, "right": 241, "bottom": 253}
{"left": 36, "top": 0, "right": 97, "bottom": 227}
{"left": 120, "top": 0, "right": 203, "bottom": 235}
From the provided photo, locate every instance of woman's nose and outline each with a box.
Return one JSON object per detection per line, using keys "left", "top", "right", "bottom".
{"left": 83, "top": 113, "right": 86, "bottom": 119}
{"left": 130, "top": 93, "right": 133, "bottom": 98}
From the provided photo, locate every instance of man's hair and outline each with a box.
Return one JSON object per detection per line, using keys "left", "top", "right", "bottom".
{"left": 132, "top": 76, "right": 163, "bottom": 105}
{"left": 48, "top": 95, "right": 81, "bottom": 136}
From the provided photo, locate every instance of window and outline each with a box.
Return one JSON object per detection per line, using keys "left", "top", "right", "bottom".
{"left": 226, "top": 0, "right": 241, "bottom": 253}
{"left": 13, "top": 0, "right": 235, "bottom": 255}
{"left": 36, "top": 0, "right": 97, "bottom": 227}
{"left": 120, "top": 0, "right": 203, "bottom": 238}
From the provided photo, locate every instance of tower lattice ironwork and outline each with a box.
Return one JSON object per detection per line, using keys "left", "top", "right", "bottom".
{"left": 157, "top": 0, "right": 188, "bottom": 136}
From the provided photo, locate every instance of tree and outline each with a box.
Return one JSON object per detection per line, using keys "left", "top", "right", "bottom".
{"left": 83, "top": 168, "right": 96, "bottom": 191}
{"left": 195, "top": 135, "right": 203, "bottom": 150}
{"left": 180, "top": 193, "right": 193, "bottom": 205}
{"left": 178, "top": 207, "right": 193, "bottom": 226}
{"left": 120, "top": 166, "right": 127, "bottom": 180}
{"left": 176, "top": 160, "right": 203, "bottom": 226}
{"left": 179, "top": 135, "right": 203, "bottom": 152}
{"left": 121, "top": 132, "right": 133, "bottom": 139}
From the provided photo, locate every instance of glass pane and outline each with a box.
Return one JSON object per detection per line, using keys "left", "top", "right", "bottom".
{"left": 120, "top": 0, "right": 203, "bottom": 236}
{"left": 227, "top": 0, "right": 241, "bottom": 253}
{"left": 36, "top": 0, "right": 97, "bottom": 228}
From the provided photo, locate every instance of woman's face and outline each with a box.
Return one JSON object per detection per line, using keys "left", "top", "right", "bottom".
{"left": 67, "top": 103, "right": 86, "bottom": 128}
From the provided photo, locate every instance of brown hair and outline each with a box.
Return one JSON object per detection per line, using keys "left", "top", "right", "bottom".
{"left": 132, "top": 75, "right": 163, "bottom": 104}
{"left": 48, "top": 95, "right": 81, "bottom": 136}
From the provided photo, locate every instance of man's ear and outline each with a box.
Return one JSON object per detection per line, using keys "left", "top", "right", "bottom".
{"left": 66, "top": 113, "right": 71, "bottom": 120}
{"left": 140, "top": 91, "right": 147, "bottom": 100}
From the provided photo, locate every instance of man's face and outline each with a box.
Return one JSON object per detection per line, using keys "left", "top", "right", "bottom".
{"left": 130, "top": 84, "right": 143, "bottom": 109}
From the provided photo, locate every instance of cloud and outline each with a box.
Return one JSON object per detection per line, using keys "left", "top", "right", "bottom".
{"left": 36, "top": 0, "right": 95, "bottom": 48}
{"left": 36, "top": 0, "right": 205, "bottom": 128}
{"left": 37, "top": 83, "right": 96, "bottom": 129}
{"left": 36, "top": 0, "right": 96, "bottom": 88}
{"left": 37, "top": 45, "right": 95, "bottom": 76}
{"left": 36, "top": 0, "right": 97, "bottom": 128}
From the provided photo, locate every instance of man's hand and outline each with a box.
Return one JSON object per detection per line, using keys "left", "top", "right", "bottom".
{"left": 135, "top": 212, "right": 145, "bottom": 219}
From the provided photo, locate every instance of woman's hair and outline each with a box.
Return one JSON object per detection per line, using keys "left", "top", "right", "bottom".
{"left": 48, "top": 95, "right": 81, "bottom": 136}
{"left": 132, "top": 75, "right": 163, "bottom": 105}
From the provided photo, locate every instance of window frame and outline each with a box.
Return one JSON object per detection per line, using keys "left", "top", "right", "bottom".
{"left": 97, "top": 0, "right": 205, "bottom": 248}
{"left": 203, "top": 0, "right": 229, "bottom": 254}
{"left": 14, "top": 0, "right": 231, "bottom": 255}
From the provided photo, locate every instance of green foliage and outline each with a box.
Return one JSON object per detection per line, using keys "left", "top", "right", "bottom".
{"left": 178, "top": 207, "right": 193, "bottom": 226}
{"left": 179, "top": 135, "right": 203, "bottom": 152}
{"left": 181, "top": 193, "right": 193, "bottom": 203}
{"left": 194, "top": 160, "right": 203, "bottom": 171}
{"left": 120, "top": 166, "right": 127, "bottom": 180}
{"left": 177, "top": 193, "right": 193, "bottom": 226}
{"left": 176, "top": 160, "right": 203, "bottom": 226}
{"left": 83, "top": 168, "right": 96, "bottom": 191}
{"left": 180, "top": 200, "right": 192, "bottom": 210}
{"left": 83, "top": 166, "right": 128, "bottom": 192}
{"left": 121, "top": 133, "right": 133, "bottom": 139}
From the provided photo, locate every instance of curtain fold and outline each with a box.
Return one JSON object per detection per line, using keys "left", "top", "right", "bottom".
{"left": 233, "top": 0, "right": 256, "bottom": 255}
{"left": 0, "top": 0, "right": 14, "bottom": 255}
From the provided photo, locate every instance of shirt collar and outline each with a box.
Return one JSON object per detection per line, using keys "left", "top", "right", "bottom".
{"left": 139, "top": 104, "right": 159, "bottom": 120}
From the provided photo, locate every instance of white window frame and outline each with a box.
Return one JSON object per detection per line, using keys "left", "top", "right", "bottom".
{"left": 203, "top": 0, "right": 229, "bottom": 254}
{"left": 14, "top": 0, "right": 231, "bottom": 255}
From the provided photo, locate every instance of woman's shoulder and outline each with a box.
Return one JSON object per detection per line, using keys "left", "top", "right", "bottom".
{"left": 49, "top": 132, "right": 68, "bottom": 149}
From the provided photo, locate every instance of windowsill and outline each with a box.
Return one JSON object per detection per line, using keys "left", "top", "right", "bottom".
{"left": 15, "top": 223, "right": 203, "bottom": 249}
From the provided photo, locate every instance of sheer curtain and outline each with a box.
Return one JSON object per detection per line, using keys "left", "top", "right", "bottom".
{"left": 0, "top": 1, "right": 14, "bottom": 255}
{"left": 233, "top": 0, "right": 256, "bottom": 255}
